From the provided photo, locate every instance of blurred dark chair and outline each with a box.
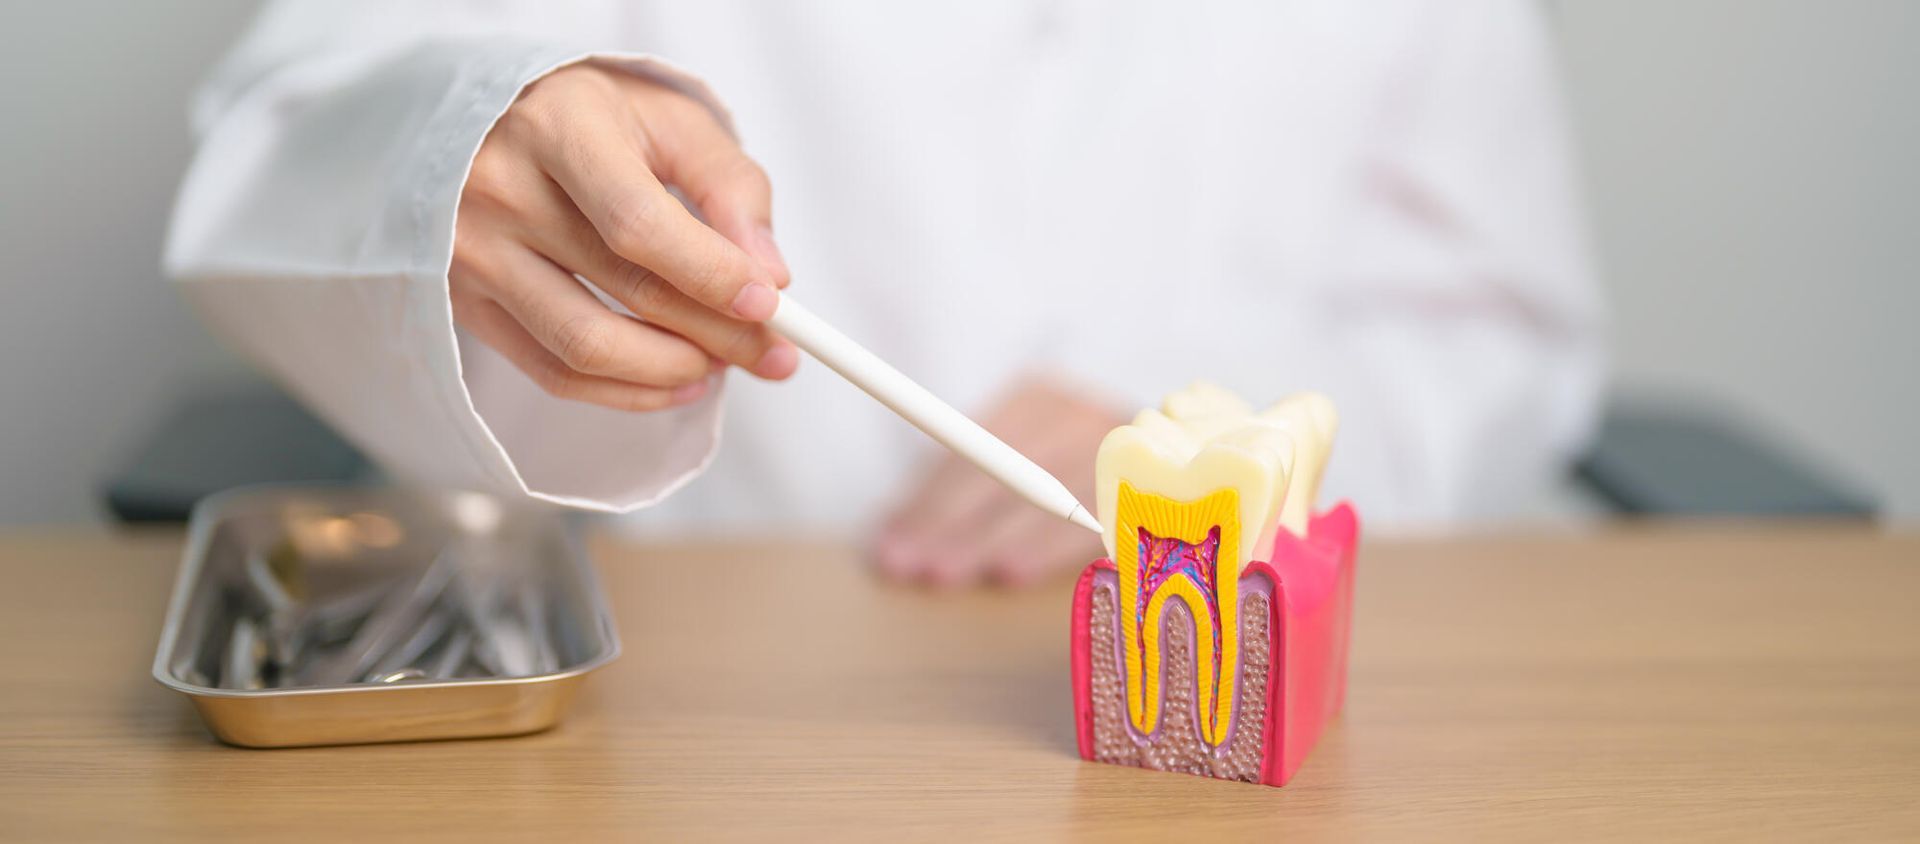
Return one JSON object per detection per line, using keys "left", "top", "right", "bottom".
{"left": 101, "top": 387, "right": 370, "bottom": 523}
{"left": 1575, "top": 400, "right": 1877, "bottom": 519}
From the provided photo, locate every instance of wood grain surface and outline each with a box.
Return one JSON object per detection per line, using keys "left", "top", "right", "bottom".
{"left": 0, "top": 524, "right": 1915, "bottom": 841}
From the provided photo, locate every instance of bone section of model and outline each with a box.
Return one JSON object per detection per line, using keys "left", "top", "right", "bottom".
{"left": 1087, "top": 572, "right": 1272, "bottom": 780}
{"left": 1091, "top": 383, "right": 1338, "bottom": 748}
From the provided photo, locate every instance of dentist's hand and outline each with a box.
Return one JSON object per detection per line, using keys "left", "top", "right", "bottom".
{"left": 451, "top": 63, "right": 798, "bottom": 411}
{"left": 872, "top": 375, "right": 1122, "bottom": 589}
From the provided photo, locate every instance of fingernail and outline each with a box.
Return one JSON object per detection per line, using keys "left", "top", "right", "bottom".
{"left": 670, "top": 378, "right": 710, "bottom": 404}
{"left": 753, "top": 224, "right": 789, "bottom": 287}
{"left": 731, "top": 282, "right": 778, "bottom": 321}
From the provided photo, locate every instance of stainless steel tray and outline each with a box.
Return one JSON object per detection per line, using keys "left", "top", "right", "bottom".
{"left": 152, "top": 485, "right": 619, "bottom": 748}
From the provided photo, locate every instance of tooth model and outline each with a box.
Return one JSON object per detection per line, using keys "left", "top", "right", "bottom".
{"left": 1070, "top": 383, "right": 1358, "bottom": 787}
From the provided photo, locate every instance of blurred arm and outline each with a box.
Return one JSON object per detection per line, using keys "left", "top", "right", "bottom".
{"left": 165, "top": 0, "right": 735, "bottom": 510}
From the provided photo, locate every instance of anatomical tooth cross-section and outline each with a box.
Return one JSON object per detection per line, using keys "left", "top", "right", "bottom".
{"left": 1070, "top": 383, "right": 1359, "bottom": 787}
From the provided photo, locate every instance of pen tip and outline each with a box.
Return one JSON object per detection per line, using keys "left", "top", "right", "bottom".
{"left": 1069, "top": 505, "right": 1102, "bottom": 536}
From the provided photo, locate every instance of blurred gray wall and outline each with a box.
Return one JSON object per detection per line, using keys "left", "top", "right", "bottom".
{"left": 1553, "top": 0, "right": 1920, "bottom": 518}
{"left": 0, "top": 1, "right": 259, "bottom": 523}
{"left": 0, "top": 1, "right": 1914, "bottom": 523}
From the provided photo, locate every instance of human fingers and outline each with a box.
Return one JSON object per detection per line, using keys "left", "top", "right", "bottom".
{"left": 981, "top": 510, "right": 1102, "bottom": 589}
{"left": 513, "top": 182, "right": 798, "bottom": 380}
{"left": 513, "top": 81, "right": 781, "bottom": 322}
{"left": 589, "top": 257, "right": 800, "bottom": 379}
{"left": 905, "top": 494, "right": 1029, "bottom": 589}
{"left": 450, "top": 292, "right": 711, "bottom": 412}
{"left": 875, "top": 383, "right": 1061, "bottom": 551}
{"left": 626, "top": 84, "right": 787, "bottom": 288}
{"left": 912, "top": 486, "right": 1102, "bottom": 590}
{"left": 873, "top": 457, "right": 1006, "bottom": 583}
{"left": 453, "top": 237, "right": 714, "bottom": 389}
{"left": 912, "top": 500, "right": 1034, "bottom": 589}
{"left": 872, "top": 386, "right": 1078, "bottom": 581}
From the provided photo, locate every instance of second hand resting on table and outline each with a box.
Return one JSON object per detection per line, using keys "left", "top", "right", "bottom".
{"left": 875, "top": 375, "right": 1119, "bottom": 589}
{"left": 451, "top": 62, "right": 1108, "bottom": 588}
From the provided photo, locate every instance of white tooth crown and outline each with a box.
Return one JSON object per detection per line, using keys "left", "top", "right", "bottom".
{"left": 1094, "top": 421, "right": 1290, "bottom": 566}
{"left": 1097, "top": 382, "right": 1339, "bottom": 561}
{"left": 1260, "top": 392, "right": 1339, "bottom": 536}
{"left": 1159, "top": 380, "right": 1252, "bottom": 423}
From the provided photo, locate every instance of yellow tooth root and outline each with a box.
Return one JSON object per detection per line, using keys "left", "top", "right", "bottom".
{"left": 1116, "top": 483, "right": 1242, "bottom": 747}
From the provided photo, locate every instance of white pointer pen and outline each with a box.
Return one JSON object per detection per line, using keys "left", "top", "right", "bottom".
{"left": 767, "top": 293, "right": 1103, "bottom": 536}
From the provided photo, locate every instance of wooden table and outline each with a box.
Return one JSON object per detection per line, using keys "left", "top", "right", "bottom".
{"left": 1, "top": 525, "right": 1916, "bottom": 841}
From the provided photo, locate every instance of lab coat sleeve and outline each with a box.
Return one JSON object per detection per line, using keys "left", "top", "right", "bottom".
{"left": 165, "top": 1, "right": 737, "bottom": 511}
{"left": 1051, "top": 1, "right": 1605, "bottom": 527}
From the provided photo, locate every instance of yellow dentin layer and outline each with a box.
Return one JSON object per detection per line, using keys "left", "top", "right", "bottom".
{"left": 1117, "top": 484, "right": 1241, "bottom": 747}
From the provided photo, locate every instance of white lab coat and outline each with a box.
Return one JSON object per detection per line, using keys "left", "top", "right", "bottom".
{"left": 167, "top": 0, "right": 1603, "bottom": 535}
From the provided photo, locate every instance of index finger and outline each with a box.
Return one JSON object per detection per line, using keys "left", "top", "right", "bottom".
{"left": 534, "top": 110, "right": 780, "bottom": 322}
{"left": 641, "top": 96, "right": 788, "bottom": 289}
